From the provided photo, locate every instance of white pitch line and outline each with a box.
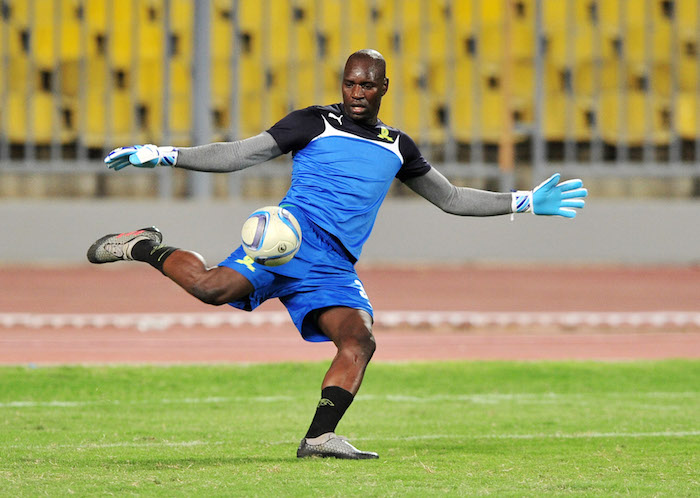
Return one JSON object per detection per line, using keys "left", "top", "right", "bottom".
{"left": 1, "top": 311, "right": 700, "bottom": 331}
{"left": 4, "top": 440, "right": 225, "bottom": 451}
{"left": 264, "top": 430, "right": 700, "bottom": 446}
{"left": 8, "top": 431, "right": 700, "bottom": 451}
{"left": 2, "top": 392, "right": 697, "bottom": 409}
{"left": 0, "top": 396, "right": 298, "bottom": 408}
{"left": 370, "top": 430, "right": 700, "bottom": 442}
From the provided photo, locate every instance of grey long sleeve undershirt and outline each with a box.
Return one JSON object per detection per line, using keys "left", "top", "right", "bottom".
{"left": 404, "top": 168, "right": 513, "bottom": 216}
{"left": 175, "top": 132, "right": 282, "bottom": 172}
{"left": 174, "top": 131, "right": 513, "bottom": 216}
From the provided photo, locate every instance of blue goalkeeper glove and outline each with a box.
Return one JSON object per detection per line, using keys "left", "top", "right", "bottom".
{"left": 512, "top": 173, "right": 588, "bottom": 218}
{"left": 104, "top": 144, "right": 179, "bottom": 171}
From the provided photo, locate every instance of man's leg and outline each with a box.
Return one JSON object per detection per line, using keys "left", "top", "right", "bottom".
{"left": 159, "top": 249, "right": 253, "bottom": 305}
{"left": 87, "top": 227, "right": 253, "bottom": 305}
{"left": 316, "top": 307, "right": 375, "bottom": 395}
{"left": 297, "top": 307, "right": 378, "bottom": 459}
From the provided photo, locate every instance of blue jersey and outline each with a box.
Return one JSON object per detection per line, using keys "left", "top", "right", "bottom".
{"left": 267, "top": 103, "right": 431, "bottom": 261}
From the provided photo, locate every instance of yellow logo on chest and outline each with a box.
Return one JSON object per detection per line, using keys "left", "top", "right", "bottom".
{"left": 377, "top": 126, "right": 394, "bottom": 142}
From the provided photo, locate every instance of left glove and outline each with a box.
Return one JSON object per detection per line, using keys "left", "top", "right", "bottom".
{"left": 104, "top": 144, "right": 179, "bottom": 171}
{"left": 512, "top": 173, "right": 588, "bottom": 218}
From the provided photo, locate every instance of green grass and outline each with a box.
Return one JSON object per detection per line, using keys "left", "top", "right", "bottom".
{"left": 1, "top": 361, "right": 699, "bottom": 496}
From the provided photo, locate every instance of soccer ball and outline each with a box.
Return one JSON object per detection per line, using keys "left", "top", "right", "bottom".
{"left": 241, "top": 206, "right": 302, "bottom": 266}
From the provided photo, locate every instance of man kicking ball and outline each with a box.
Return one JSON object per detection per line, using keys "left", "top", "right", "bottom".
{"left": 88, "top": 49, "right": 587, "bottom": 459}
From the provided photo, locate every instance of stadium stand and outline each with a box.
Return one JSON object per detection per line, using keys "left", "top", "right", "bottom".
{"left": 0, "top": 0, "right": 698, "bottom": 198}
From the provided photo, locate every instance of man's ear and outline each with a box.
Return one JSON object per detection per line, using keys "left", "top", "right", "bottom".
{"left": 382, "top": 78, "right": 389, "bottom": 96}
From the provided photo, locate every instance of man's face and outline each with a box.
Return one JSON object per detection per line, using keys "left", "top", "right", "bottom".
{"left": 341, "top": 57, "right": 388, "bottom": 125}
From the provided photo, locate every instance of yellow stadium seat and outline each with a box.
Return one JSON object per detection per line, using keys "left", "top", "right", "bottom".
{"left": 676, "top": 0, "right": 699, "bottom": 30}
{"left": 59, "top": 60, "right": 80, "bottom": 96}
{"left": 452, "top": 0, "right": 473, "bottom": 27}
{"left": 290, "top": 0, "right": 316, "bottom": 64}
{"left": 512, "top": 17, "right": 534, "bottom": 61}
{"left": 573, "top": 60, "right": 622, "bottom": 95}
{"left": 170, "top": 0, "right": 193, "bottom": 59}
{"left": 678, "top": 52, "right": 699, "bottom": 92}
{"left": 84, "top": 89, "right": 132, "bottom": 147}
{"left": 481, "top": 90, "right": 530, "bottom": 144}
{"left": 451, "top": 91, "right": 474, "bottom": 142}
{"left": 423, "top": 0, "right": 453, "bottom": 64}
{"left": 33, "top": 0, "right": 57, "bottom": 68}
{"left": 651, "top": 63, "right": 672, "bottom": 95}
{"left": 7, "top": 91, "right": 59, "bottom": 144}
{"left": 546, "top": 24, "right": 602, "bottom": 66}
{"left": 543, "top": 0, "right": 566, "bottom": 29}
{"left": 267, "top": 1, "right": 291, "bottom": 64}
{"left": 541, "top": 92, "right": 566, "bottom": 142}
{"left": 33, "top": 92, "right": 56, "bottom": 144}
{"left": 394, "top": 60, "right": 423, "bottom": 138}
{"left": 600, "top": 91, "right": 671, "bottom": 145}
{"left": 238, "top": 0, "right": 263, "bottom": 55}
{"left": 60, "top": 25, "right": 81, "bottom": 63}
{"left": 138, "top": 56, "right": 164, "bottom": 101}
{"left": 426, "top": 59, "right": 448, "bottom": 102}
{"left": 398, "top": 0, "right": 421, "bottom": 32}
{"left": 59, "top": 95, "right": 79, "bottom": 142}
{"left": 541, "top": 92, "right": 593, "bottom": 142}
{"left": 512, "top": 61, "right": 534, "bottom": 98}
{"left": 211, "top": 59, "right": 231, "bottom": 104}
{"left": 480, "top": 0, "right": 503, "bottom": 25}
{"left": 676, "top": 92, "right": 699, "bottom": 140}
{"left": 479, "top": 24, "right": 502, "bottom": 62}
{"left": 476, "top": 87, "right": 503, "bottom": 143}
{"left": 109, "top": 1, "right": 132, "bottom": 67}
{"left": 626, "top": 15, "right": 672, "bottom": 65}
{"left": 138, "top": 1, "right": 163, "bottom": 61}
{"left": 599, "top": 0, "right": 621, "bottom": 27}
{"left": 7, "top": 92, "right": 28, "bottom": 143}
{"left": 7, "top": 57, "right": 30, "bottom": 93}
{"left": 164, "top": 98, "right": 191, "bottom": 145}
{"left": 212, "top": 0, "right": 233, "bottom": 60}
{"left": 169, "top": 58, "right": 190, "bottom": 102}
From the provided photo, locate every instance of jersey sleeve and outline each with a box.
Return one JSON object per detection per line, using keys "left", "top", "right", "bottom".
{"left": 265, "top": 107, "right": 324, "bottom": 154}
{"left": 395, "top": 132, "right": 432, "bottom": 182}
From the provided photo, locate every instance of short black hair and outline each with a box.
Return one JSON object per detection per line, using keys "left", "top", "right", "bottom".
{"left": 345, "top": 49, "right": 386, "bottom": 81}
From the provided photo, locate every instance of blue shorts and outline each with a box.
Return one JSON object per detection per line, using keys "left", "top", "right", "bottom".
{"left": 218, "top": 205, "right": 373, "bottom": 342}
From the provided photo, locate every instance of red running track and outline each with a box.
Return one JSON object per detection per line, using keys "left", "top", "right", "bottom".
{"left": 1, "top": 265, "right": 698, "bottom": 364}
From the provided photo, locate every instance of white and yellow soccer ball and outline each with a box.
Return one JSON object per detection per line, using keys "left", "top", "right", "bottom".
{"left": 241, "top": 206, "right": 302, "bottom": 266}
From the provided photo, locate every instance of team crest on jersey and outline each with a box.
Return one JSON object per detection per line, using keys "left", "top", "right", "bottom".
{"left": 377, "top": 126, "right": 394, "bottom": 142}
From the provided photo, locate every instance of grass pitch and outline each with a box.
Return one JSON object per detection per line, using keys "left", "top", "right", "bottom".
{"left": 1, "top": 360, "right": 698, "bottom": 496}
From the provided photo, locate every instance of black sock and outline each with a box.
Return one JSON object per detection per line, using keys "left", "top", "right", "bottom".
{"left": 130, "top": 239, "right": 178, "bottom": 274}
{"left": 305, "top": 386, "right": 354, "bottom": 439}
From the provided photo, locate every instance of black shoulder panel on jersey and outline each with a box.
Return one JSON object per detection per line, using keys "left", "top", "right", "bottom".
{"left": 395, "top": 131, "right": 432, "bottom": 181}
{"left": 266, "top": 105, "right": 331, "bottom": 154}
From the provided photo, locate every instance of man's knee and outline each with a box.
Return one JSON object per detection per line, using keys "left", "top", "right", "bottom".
{"left": 316, "top": 306, "right": 377, "bottom": 362}
{"left": 325, "top": 309, "right": 376, "bottom": 362}
{"left": 191, "top": 267, "right": 254, "bottom": 306}
{"left": 355, "top": 330, "right": 377, "bottom": 362}
{"left": 191, "top": 282, "right": 228, "bottom": 305}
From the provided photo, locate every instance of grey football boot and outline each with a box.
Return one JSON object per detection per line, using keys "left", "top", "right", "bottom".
{"left": 297, "top": 432, "right": 378, "bottom": 460}
{"left": 87, "top": 227, "right": 162, "bottom": 264}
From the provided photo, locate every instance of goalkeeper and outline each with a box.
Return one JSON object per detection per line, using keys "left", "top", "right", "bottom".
{"left": 88, "top": 49, "right": 587, "bottom": 460}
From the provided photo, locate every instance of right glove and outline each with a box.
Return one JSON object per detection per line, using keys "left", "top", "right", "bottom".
{"left": 104, "top": 144, "right": 179, "bottom": 171}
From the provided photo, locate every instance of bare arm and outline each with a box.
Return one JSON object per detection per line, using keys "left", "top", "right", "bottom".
{"left": 175, "top": 132, "right": 283, "bottom": 172}
{"left": 404, "top": 167, "right": 512, "bottom": 216}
